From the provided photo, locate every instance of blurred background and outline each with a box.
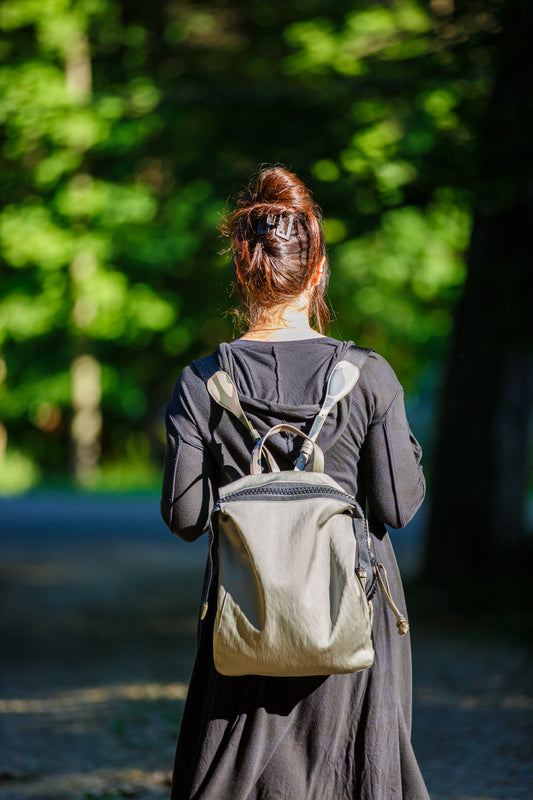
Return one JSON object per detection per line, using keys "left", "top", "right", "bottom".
{"left": 0, "top": 0, "right": 531, "bottom": 798}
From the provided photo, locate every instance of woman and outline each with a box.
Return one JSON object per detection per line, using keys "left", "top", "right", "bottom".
{"left": 161, "top": 166, "right": 429, "bottom": 799}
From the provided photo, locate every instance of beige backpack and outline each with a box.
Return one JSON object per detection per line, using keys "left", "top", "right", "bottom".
{"left": 194, "top": 350, "right": 407, "bottom": 677}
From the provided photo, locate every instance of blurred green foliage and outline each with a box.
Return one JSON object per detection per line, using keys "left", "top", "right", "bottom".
{"left": 0, "top": 0, "right": 507, "bottom": 491}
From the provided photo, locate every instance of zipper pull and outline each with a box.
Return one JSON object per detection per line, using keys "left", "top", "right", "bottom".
{"left": 199, "top": 521, "right": 215, "bottom": 623}
{"left": 375, "top": 562, "right": 410, "bottom": 636}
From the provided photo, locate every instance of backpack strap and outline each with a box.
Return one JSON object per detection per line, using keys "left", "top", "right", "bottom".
{"left": 336, "top": 346, "right": 376, "bottom": 599}
{"left": 344, "top": 344, "right": 373, "bottom": 371}
{"left": 294, "top": 345, "right": 372, "bottom": 471}
{"left": 342, "top": 345, "right": 409, "bottom": 630}
{"left": 194, "top": 346, "right": 372, "bottom": 477}
{"left": 193, "top": 354, "right": 280, "bottom": 472}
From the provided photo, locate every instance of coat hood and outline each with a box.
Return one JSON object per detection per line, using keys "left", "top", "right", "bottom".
{"left": 215, "top": 338, "right": 359, "bottom": 463}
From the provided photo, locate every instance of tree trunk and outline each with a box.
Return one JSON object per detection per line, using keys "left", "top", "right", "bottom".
{"left": 425, "top": 0, "right": 533, "bottom": 578}
{"left": 65, "top": 33, "right": 103, "bottom": 484}
{"left": 71, "top": 354, "right": 102, "bottom": 483}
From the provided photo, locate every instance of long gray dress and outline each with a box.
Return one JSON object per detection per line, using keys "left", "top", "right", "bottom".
{"left": 161, "top": 337, "right": 430, "bottom": 800}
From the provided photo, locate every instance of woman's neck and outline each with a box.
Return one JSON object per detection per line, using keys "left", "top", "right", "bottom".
{"left": 239, "top": 306, "right": 325, "bottom": 342}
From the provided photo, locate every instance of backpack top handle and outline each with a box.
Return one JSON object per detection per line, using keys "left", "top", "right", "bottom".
{"left": 250, "top": 424, "right": 325, "bottom": 475}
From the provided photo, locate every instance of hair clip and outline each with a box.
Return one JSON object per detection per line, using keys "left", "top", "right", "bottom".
{"left": 275, "top": 215, "right": 294, "bottom": 240}
{"left": 256, "top": 214, "right": 294, "bottom": 240}
{"left": 256, "top": 214, "right": 276, "bottom": 235}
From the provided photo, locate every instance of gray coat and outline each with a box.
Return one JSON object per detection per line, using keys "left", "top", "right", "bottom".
{"left": 161, "top": 337, "right": 429, "bottom": 800}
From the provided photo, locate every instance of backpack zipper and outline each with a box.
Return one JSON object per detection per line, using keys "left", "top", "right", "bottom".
{"left": 199, "top": 521, "right": 215, "bottom": 621}
{"left": 222, "top": 485, "right": 357, "bottom": 504}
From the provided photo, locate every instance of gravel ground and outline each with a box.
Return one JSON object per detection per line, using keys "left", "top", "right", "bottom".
{"left": 0, "top": 495, "right": 531, "bottom": 799}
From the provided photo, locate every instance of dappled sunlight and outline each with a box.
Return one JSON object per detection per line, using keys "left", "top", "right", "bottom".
{"left": 416, "top": 686, "right": 533, "bottom": 711}
{"left": 428, "top": 794, "right": 514, "bottom": 800}
{"left": 0, "top": 766, "right": 171, "bottom": 799}
{"left": 0, "top": 682, "right": 188, "bottom": 715}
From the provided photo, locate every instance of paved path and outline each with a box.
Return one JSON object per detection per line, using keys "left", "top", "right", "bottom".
{"left": 0, "top": 494, "right": 531, "bottom": 799}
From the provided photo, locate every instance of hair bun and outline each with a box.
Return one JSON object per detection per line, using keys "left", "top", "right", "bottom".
{"left": 242, "top": 167, "right": 318, "bottom": 216}
{"left": 220, "top": 165, "right": 330, "bottom": 332}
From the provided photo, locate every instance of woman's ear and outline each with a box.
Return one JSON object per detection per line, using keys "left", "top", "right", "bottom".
{"left": 310, "top": 256, "right": 326, "bottom": 288}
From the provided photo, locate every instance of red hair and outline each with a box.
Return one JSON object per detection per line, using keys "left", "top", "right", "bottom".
{"left": 220, "top": 166, "right": 330, "bottom": 332}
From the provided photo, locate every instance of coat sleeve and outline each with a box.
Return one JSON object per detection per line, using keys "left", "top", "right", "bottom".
{"left": 160, "top": 373, "right": 216, "bottom": 542}
{"left": 359, "top": 383, "right": 425, "bottom": 530}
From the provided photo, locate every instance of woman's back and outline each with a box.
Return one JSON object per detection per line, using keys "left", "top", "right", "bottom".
{"left": 162, "top": 337, "right": 424, "bottom": 539}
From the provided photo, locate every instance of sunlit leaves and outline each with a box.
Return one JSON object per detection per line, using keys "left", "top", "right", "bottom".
{"left": 70, "top": 265, "right": 176, "bottom": 340}
{"left": 0, "top": 0, "right": 506, "bottom": 487}
{"left": 0, "top": 277, "right": 66, "bottom": 341}
{"left": 345, "top": 118, "right": 404, "bottom": 166}
{"left": 285, "top": 18, "right": 362, "bottom": 77}
{"left": 0, "top": 204, "right": 75, "bottom": 269}
{"left": 1, "top": 368, "right": 71, "bottom": 418}
{"left": 421, "top": 87, "right": 459, "bottom": 128}
{"left": 284, "top": 2, "right": 432, "bottom": 76}
{"left": 56, "top": 176, "right": 157, "bottom": 225}
{"left": 335, "top": 199, "right": 469, "bottom": 299}
{"left": 53, "top": 107, "right": 112, "bottom": 150}
{"left": 162, "top": 325, "right": 193, "bottom": 356}
{"left": 331, "top": 195, "right": 470, "bottom": 364}
{"left": 34, "top": 149, "right": 83, "bottom": 187}
{"left": 376, "top": 160, "right": 418, "bottom": 194}
{"left": 128, "top": 284, "right": 176, "bottom": 333}
{"left": 312, "top": 159, "right": 341, "bottom": 182}
{"left": 0, "top": 0, "right": 108, "bottom": 54}
{"left": 127, "top": 78, "right": 161, "bottom": 116}
{"left": 0, "top": 449, "right": 41, "bottom": 493}
{"left": 322, "top": 218, "right": 348, "bottom": 245}
{"left": 0, "top": 62, "right": 67, "bottom": 140}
